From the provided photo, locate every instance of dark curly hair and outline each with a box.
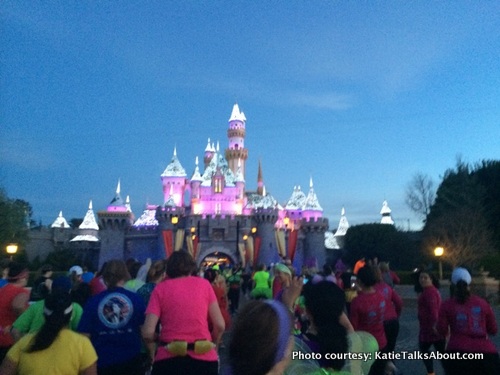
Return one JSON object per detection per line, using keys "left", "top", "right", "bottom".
{"left": 166, "top": 251, "right": 197, "bottom": 278}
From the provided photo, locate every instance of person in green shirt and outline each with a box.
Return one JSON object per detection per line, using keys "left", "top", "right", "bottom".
{"left": 11, "top": 276, "right": 83, "bottom": 342}
{"left": 250, "top": 263, "right": 272, "bottom": 299}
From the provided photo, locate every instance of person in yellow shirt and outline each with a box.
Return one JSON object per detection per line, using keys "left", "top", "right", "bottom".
{"left": 0, "top": 292, "right": 97, "bottom": 375}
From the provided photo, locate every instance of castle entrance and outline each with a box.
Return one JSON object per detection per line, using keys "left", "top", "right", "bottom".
{"left": 196, "top": 245, "right": 237, "bottom": 269}
{"left": 199, "top": 252, "right": 233, "bottom": 269}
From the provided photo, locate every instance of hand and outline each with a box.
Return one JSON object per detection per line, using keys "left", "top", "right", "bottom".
{"left": 281, "top": 276, "right": 303, "bottom": 310}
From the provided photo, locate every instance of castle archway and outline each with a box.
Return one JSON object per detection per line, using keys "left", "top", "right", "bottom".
{"left": 196, "top": 245, "right": 237, "bottom": 268}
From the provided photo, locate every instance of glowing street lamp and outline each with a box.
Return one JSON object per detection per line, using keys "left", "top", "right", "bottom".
{"left": 434, "top": 246, "right": 444, "bottom": 280}
{"left": 6, "top": 243, "right": 18, "bottom": 260}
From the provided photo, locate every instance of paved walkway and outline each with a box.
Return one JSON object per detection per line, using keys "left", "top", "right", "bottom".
{"left": 219, "top": 286, "right": 500, "bottom": 375}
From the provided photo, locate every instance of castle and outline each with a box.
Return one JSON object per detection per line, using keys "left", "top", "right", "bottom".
{"left": 26, "top": 104, "right": 394, "bottom": 271}
{"left": 26, "top": 104, "right": 394, "bottom": 269}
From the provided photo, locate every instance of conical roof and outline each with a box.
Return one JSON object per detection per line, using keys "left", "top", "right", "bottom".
{"left": 133, "top": 208, "right": 159, "bottom": 227}
{"left": 109, "top": 180, "right": 125, "bottom": 206}
{"left": 51, "top": 211, "right": 71, "bottom": 228}
{"left": 380, "top": 200, "right": 392, "bottom": 214}
{"left": 161, "top": 147, "right": 187, "bottom": 177}
{"left": 285, "top": 186, "right": 306, "bottom": 210}
{"left": 228, "top": 103, "right": 246, "bottom": 122}
{"left": 334, "top": 207, "right": 349, "bottom": 236}
{"left": 201, "top": 151, "right": 235, "bottom": 187}
{"left": 191, "top": 156, "right": 203, "bottom": 182}
{"left": 304, "top": 177, "right": 323, "bottom": 211}
{"left": 79, "top": 200, "right": 99, "bottom": 230}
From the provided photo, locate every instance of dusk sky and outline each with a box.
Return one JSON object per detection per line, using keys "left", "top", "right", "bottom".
{"left": 1, "top": 1, "right": 499, "bottom": 231}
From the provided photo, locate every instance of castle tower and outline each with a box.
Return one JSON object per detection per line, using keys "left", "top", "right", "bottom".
{"left": 71, "top": 200, "right": 102, "bottom": 270}
{"left": 254, "top": 207, "right": 279, "bottom": 266}
{"left": 203, "top": 138, "right": 215, "bottom": 169}
{"left": 225, "top": 104, "right": 248, "bottom": 179}
{"left": 380, "top": 200, "right": 394, "bottom": 225}
{"left": 190, "top": 157, "right": 203, "bottom": 214}
{"left": 302, "top": 177, "right": 323, "bottom": 222}
{"left": 161, "top": 147, "right": 188, "bottom": 207}
{"left": 301, "top": 216, "right": 329, "bottom": 270}
{"left": 98, "top": 182, "right": 135, "bottom": 267}
{"left": 51, "top": 211, "right": 72, "bottom": 244}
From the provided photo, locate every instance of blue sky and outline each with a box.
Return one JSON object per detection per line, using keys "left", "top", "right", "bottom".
{"left": 1, "top": 1, "right": 499, "bottom": 231}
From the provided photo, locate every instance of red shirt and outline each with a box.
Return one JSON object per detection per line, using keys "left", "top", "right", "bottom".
{"left": 0, "top": 284, "right": 29, "bottom": 347}
{"left": 374, "top": 282, "right": 403, "bottom": 321}
{"left": 437, "top": 295, "right": 498, "bottom": 353}
{"left": 350, "top": 290, "right": 387, "bottom": 349}
{"left": 418, "top": 285, "right": 444, "bottom": 343}
{"left": 212, "top": 285, "right": 231, "bottom": 330}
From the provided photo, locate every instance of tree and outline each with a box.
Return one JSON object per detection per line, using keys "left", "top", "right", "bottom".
{"left": 0, "top": 188, "right": 32, "bottom": 259}
{"left": 422, "top": 206, "right": 494, "bottom": 269}
{"left": 405, "top": 173, "right": 435, "bottom": 222}
{"left": 344, "top": 223, "right": 421, "bottom": 270}
{"left": 423, "top": 159, "right": 499, "bottom": 271}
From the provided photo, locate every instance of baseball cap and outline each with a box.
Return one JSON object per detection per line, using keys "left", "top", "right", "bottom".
{"left": 451, "top": 267, "right": 472, "bottom": 285}
{"left": 68, "top": 265, "right": 83, "bottom": 276}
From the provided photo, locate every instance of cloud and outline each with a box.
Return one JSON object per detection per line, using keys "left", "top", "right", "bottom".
{"left": 0, "top": 136, "right": 60, "bottom": 171}
{"left": 286, "top": 92, "right": 354, "bottom": 110}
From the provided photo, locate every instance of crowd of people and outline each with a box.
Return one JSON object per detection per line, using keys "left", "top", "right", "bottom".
{"left": 0, "top": 255, "right": 498, "bottom": 375}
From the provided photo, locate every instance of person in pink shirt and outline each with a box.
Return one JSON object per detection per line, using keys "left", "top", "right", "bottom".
{"left": 417, "top": 270, "right": 445, "bottom": 375}
{"left": 374, "top": 266, "right": 403, "bottom": 374}
{"left": 89, "top": 262, "right": 108, "bottom": 296}
{"left": 141, "top": 252, "right": 225, "bottom": 375}
{"left": 437, "top": 267, "right": 499, "bottom": 375}
{"left": 350, "top": 265, "right": 387, "bottom": 375}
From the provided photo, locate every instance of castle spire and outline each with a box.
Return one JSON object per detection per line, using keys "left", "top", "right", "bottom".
{"left": 257, "top": 160, "right": 264, "bottom": 195}
{"left": 116, "top": 179, "right": 121, "bottom": 194}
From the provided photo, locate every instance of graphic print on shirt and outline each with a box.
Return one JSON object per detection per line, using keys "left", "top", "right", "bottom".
{"left": 97, "top": 292, "right": 134, "bottom": 329}
{"left": 471, "top": 306, "right": 483, "bottom": 334}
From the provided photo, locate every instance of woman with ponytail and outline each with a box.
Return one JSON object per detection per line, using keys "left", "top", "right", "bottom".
{"left": 0, "top": 292, "right": 97, "bottom": 375}
{"left": 286, "top": 279, "right": 377, "bottom": 375}
{"left": 437, "top": 267, "right": 499, "bottom": 375}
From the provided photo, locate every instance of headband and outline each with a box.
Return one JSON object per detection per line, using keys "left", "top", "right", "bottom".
{"left": 8, "top": 269, "right": 29, "bottom": 281}
{"left": 265, "top": 300, "right": 292, "bottom": 366}
{"left": 274, "top": 263, "right": 291, "bottom": 276}
{"left": 44, "top": 304, "right": 73, "bottom": 316}
{"left": 311, "top": 274, "right": 337, "bottom": 285}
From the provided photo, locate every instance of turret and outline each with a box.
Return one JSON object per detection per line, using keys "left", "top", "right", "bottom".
{"left": 380, "top": 200, "right": 394, "bottom": 225}
{"left": 161, "top": 147, "right": 187, "bottom": 207}
{"left": 190, "top": 156, "right": 203, "bottom": 200}
{"left": 203, "top": 138, "right": 215, "bottom": 168}
{"left": 225, "top": 104, "right": 248, "bottom": 179}
{"left": 107, "top": 179, "right": 128, "bottom": 212}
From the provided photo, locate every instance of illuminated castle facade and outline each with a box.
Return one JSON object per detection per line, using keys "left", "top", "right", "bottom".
{"left": 33, "top": 104, "right": 353, "bottom": 270}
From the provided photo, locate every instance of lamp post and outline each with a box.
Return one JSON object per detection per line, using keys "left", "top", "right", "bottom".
{"left": 434, "top": 246, "right": 444, "bottom": 280}
{"left": 6, "top": 243, "right": 18, "bottom": 260}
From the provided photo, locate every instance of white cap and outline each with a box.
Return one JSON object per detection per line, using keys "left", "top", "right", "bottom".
{"left": 69, "top": 265, "right": 83, "bottom": 276}
{"left": 451, "top": 267, "right": 471, "bottom": 285}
